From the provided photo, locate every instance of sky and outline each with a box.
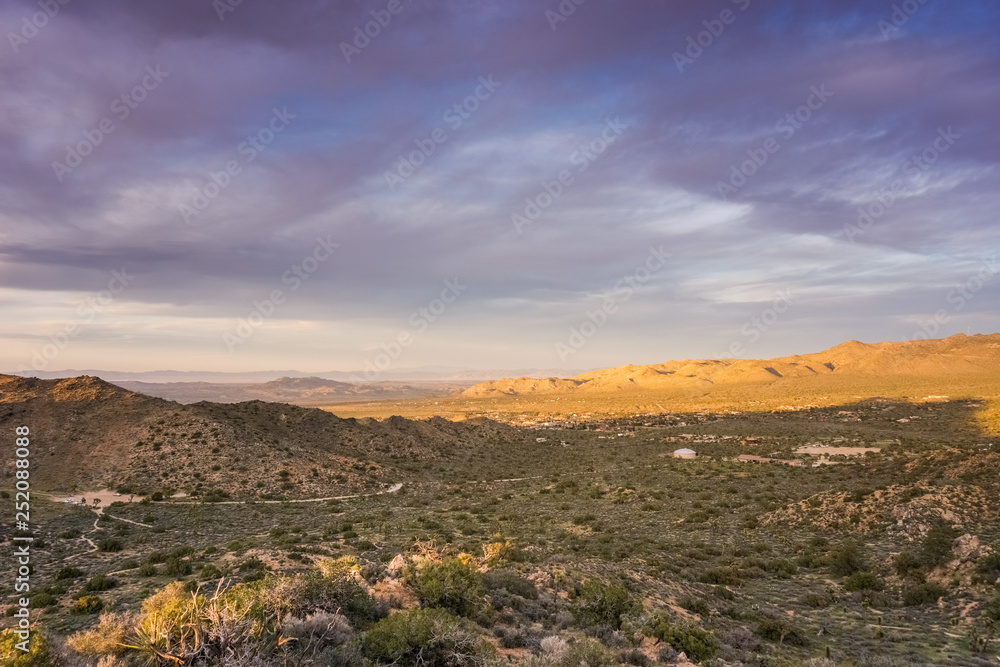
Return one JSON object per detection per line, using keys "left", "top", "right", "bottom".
{"left": 1, "top": 0, "right": 998, "bottom": 375}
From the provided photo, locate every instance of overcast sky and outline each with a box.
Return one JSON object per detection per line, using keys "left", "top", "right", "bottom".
{"left": 1, "top": 0, "right": 998, "bottom": 374}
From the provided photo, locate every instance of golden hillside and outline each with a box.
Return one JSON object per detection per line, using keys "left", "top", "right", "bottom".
{"left": 462, "top": 333, "right": 1000, "bottom": 400}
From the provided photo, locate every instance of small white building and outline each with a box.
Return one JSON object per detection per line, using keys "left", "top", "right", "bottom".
{"left": 673, "top": 448, "right": 697, "bottom": 459}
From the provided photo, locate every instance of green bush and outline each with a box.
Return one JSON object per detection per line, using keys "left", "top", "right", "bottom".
{"left": 29, "top": 592, "right": 57, "bottom": 608}
{"left": 483, "top": 570, "right": 538, "bottom": 599}
{"left": 700, "top": 566, "right": 742, "bottom": 586}
{"left": 287, "top": 569, "right": 385, "bottom": 628}
{"left": 976, "top": 552, "right": 1000, "bottom": 579}
{"left": 54, "top": 566, "right": 84, "bottom": 580}
{"left": 756, "top": 615, "right": 807, "bottom": 645}
{"left": 844, "top": 571, "right": 885, "bottom": 592}
{"left": 918, "top": 525, "right": 958, "bottom": 569}
{"left": 362, "top": 608, "right": 494, "bottom": 665}
{"left": 98, "top": 538, "right": 124, "bottom": 553}
{"left": 0, "top": 628, "right": 52, "bottom": 666}
{"left": 647, "top": 613, "right": 718, "bottom": 661}
{"left": 575, "top": 580, "right": 640, "bottom": 630}
{"left": 164, "top": 557, "right": 193, "bottom": 577}
{"left": 83, "top": 574, "right": 115, "bottom": 592}
{"left": 406, "top": 556, "right": 485, "bottom": 617}
{"left": 894, "top": 551, "right": 922, "bottom": 577}
{"left": 984, "top": 593, "right": 1000, "bottom": 621}
{"left": 139, "top": 563, "right": 158, "bottom": 577}
{"left": 903, "top": 582, "right": 948, "bottom": 606}
{"left": 829, "top": 540, "right": 866, "bottom": 577}
{"left": 71, "top": 595, "right": 104, "bottom": 615}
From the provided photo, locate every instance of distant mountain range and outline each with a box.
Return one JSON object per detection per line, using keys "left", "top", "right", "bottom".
{"left": 462, "top": 333, "right": 1000, "bottom": 401}
{"left": 110, "top": 377, "right": 463, "bottom": 405}
{"left": 3, "top": 367, "right": 588, "bottom": 384}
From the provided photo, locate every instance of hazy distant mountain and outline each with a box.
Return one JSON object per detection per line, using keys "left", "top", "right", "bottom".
{"left": 110, "top": 377, "right": 464, "bottom": 405}
{"left": 463, "top": 333, "right": 1000, "bottom": 398}
{"left": 4, "top": 367, "right": 587, "bottom": 384}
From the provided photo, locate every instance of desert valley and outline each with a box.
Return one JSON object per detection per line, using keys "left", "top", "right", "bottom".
{"left": 2, "top": 334, "right": 1000, "bottom": 666}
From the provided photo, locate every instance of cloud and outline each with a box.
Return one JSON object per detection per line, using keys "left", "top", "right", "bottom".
{"left": 1, "top": 0, "right": 998, "bottom": 371}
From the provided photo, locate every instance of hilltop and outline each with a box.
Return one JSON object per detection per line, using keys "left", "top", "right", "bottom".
{"left": 464, "top": 334, "right": 1000, "bottom": 397}
{"left": 309, "top": 334, "right": 1000, "bottom": 421}
{"left": 462, "top": 334, "right": 1000, "bottom": 398}
{"left": 0, "top": 374, "right": 521, "bottom": 499}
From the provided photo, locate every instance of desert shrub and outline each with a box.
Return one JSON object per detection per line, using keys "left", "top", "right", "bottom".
{"left": 98, "top": 538, "right": 124, "bottom": 553}
{"left": 765, "top": 558, "right": 798, "bottom": 578}
{"left": 903, "top": 582, "right": 947, "bottom": 606}
{"left": 54, "top": 566, "right": 84, "bottom": 580}
{"left": 482, "top": 538, "right": 525, "bottom": 566}
{"left": 618, "top": 647, "right": 653, "bottom": 666}
{"left": 829, "top": 540, "right": 866, "bottom": 577}
{"left": 0, "top": 628, "right": 51, "bottom": 667}
{"left": 406, "top": 555, "right": 485, "bottom": 617}
{"left": 844, "top": 571, "right": 885, "bottom": 592}
{"left": 139, "top": 563, "right": 157, "bottom": 577}
{"left": 67, "top": 611, "right": 132, "bottom": 656}
{"left": 530, "top": 638, "right": 614, "bottom": 667}
{"left": 976, "top": 552, "right": 1000, "bottom": 579}
{"left": 575, "top": 580, "right": 640, "bottom": 630}
{"left": 984, "top": 593, "right": 1000, "bottom": 621}
{"left": 281, "top": 611, "right": 352, "bottom": 652}
{"left": 83, "top": 574, "right": 115, "bottom": 592}
{"left": 700, "top": 566, "right": 742, "bottom": 586}
{"left": 756, "top": 614, "right": 807, "bottom": 645}
{"left": 894, "top": 551, "right": 922, "bottom": 577}
{"left": 164, "top": 556, "right": 193, "bottom": 577}
{"left": 258, "top": 569, "right": 385, "bottom": 628}
{"left": 201, "top": 564, "right": 223, "bottom": 580}
{"left": 721, "top": 626, "right": 760, "bottom": 651}
{"left": 72, "top": 595, "right": 104, "bottom": 615}
{"left": 362, "top": 608, "right": 494, "bottom": 666}
{"left": 316, "top": 555, "right": 359, "bottom": 579}
{"left": 498, "top": 629, "right": 529, "bottom": 648}
{"left": 30, "top": 592, "right": 57, "bottom": 608}
{"left": 484, "top": 570, "right": 538, "bottom": 599}
{"left": 678, "top": 596, "right": 710, "bottom": 616}
{"left": 647, "top": 612, "right": 718, "bottom": 661}
{"left": 803, "top": 591, "right": 832, "bottom": 608}
{"left": 918, "top": 525, "right": 958, "bottom": 569}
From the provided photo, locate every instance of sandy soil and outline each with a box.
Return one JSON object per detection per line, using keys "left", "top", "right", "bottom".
{"left": 794, "top": 446, "right": 882, "bottom": 456}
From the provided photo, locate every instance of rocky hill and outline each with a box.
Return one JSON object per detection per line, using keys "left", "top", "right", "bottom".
{"left": 462, "top": 333, "right": 1000, "bottom": 399}
{"left": 0, "top": 375, "right": 521, "bottom": 499}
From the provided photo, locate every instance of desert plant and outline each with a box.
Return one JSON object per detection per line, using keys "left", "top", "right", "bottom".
{"left": 72, "top": 595, "right": 104, "bottom": 615}
{"left": 844, "top": 571, "right": 885, "bottom": 592}
{"left": 575, "top": 580, "right": 640, "bottom": 630}
{"left": 828, "top": 540, "right": 866, "bottom": 577}
{"left": 756, "top": 613, "right": 807, "bottom": 645}
{"left": 281, "top": 611, "right": 352, "bottom": 654}
{"left": 902, "top": 582, "right": 948, "bottom": 606}
{"left": 646, "top": 612, "right": 718, "bottom": 661}
{"left": 405, "top": 555, "right": 485, "bottom": 617}
{"left": 83, "top": 574, "right": 116, "bottom": 592}
{"left": 362, "top": 608, "right": 494, "bottom": 666}
{"left": 0, "top": 628, "right": 51, "bottom": 667}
